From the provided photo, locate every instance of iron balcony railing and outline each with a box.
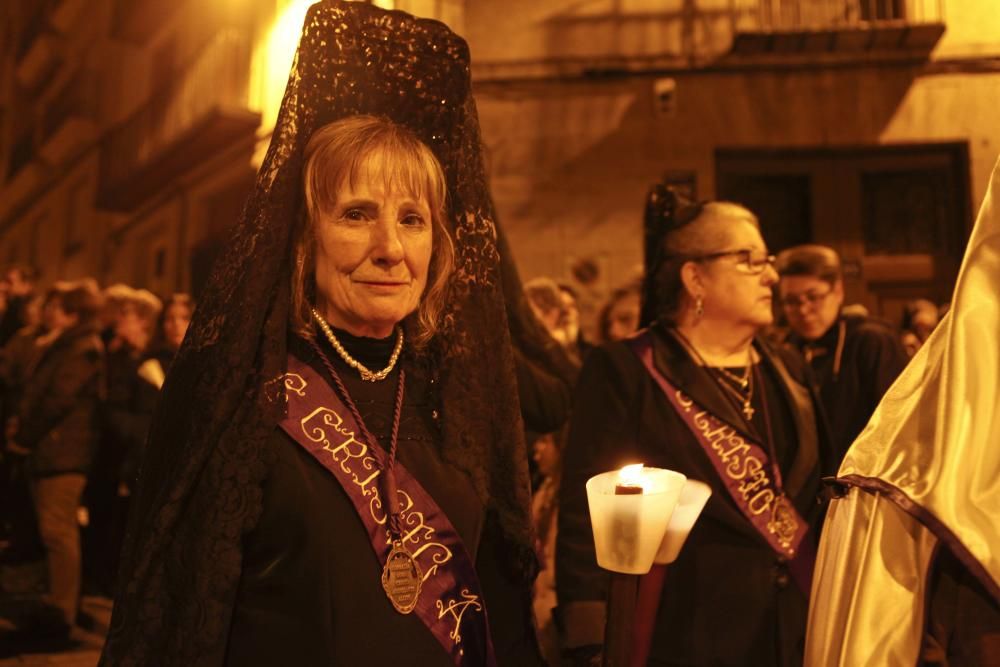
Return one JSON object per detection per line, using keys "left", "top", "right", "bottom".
{"left": 41, "top": 71, "right": 99, "bottom": 143}
{"left": 739, "top": 0, "right": 944, "bottom": 31}
{"left": 533, "top": 0, "right": 945, "bottom": 70}
{"left": 7, "top": 133, "right": 34, "bottom": 180}
{"left": 16, "top": 1, "right": 54, "bottom": 61}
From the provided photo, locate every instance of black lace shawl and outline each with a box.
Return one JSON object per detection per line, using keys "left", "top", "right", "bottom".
{"left": 101, "top": 3, "right": 551, "bottom": 663}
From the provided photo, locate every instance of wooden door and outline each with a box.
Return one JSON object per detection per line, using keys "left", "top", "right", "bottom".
{"left": 715, "top": 143, "right": 971, "bottom": 325}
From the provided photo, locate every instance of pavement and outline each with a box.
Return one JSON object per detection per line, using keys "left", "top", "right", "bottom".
{"left": 0, "top": 561, "right": 110, "bottom": 667}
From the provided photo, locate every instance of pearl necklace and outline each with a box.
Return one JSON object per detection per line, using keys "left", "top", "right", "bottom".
{"left": 311, "top": 307, "right": 404, "bottom": 382}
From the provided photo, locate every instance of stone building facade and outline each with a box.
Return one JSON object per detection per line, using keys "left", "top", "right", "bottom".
{"left": 1, "top": 0, "right": 998, "bottom": 328}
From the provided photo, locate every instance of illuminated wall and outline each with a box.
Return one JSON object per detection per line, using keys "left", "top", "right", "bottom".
{"left": 248, "top": 0, "right": 316, "bottom": 134}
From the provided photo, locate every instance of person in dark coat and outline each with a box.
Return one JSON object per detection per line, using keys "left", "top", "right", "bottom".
{"left": 84, "top": 287, "right": 161, "bottom": 595}
{"left": 6, "top": 280, "right": 104, "bottom": 639}
{"left": 0, "top": 266, "right": 37, "bottom": 348}
{"left": 776, "top": 245, "right": 909, "bottom": 463}
{"left": 556, "top": 196, "right": 832, "bottom": 666}
{"left": 0, "top": 293, "right": 44, "bottom": 564}
{"left": 101, "top": 5, "right": 550, "bottom": 665}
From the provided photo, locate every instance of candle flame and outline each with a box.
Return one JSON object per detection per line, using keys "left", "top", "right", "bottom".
{"left": 619, "top": 463, "right": 646, "bottom": 490}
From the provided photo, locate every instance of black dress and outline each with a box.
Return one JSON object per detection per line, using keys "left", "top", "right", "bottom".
{"left": 556, "top": 324, "right": 830, "bottom": 667}
{"left": 225, "top": 332, "right": 541, "bottom": 666}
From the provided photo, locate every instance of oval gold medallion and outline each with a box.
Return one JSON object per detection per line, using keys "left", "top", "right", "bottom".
{"left": 382, "top": 542, "right": 423, "bottom": 614}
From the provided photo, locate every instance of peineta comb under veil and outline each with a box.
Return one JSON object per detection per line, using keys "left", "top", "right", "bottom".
{"left": 101, "top": 3, "right": 550, "bottom": 663}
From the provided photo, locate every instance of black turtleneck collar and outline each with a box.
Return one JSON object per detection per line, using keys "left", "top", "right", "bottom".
{"left": 317, "top": 325, "right": 397, "bottom": 370}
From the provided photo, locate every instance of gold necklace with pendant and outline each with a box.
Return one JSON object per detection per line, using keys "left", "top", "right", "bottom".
{"left": 307, "top": 333, "right": 422, "bottom": 614}
{"left": 713, "top": 365, "right": 755, "bottom": 420}
{"left": 670, "top": 328, "right": 756, "bottom": 420}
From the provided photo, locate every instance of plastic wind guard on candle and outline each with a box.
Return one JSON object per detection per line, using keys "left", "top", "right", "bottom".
{"left": 653, "top": 479, "right": 712, "bottom": 565}
{"left": 586, "top": 466, "right": 686, "bottom": 574}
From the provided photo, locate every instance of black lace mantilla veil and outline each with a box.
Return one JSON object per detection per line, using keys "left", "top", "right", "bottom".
{"left": 639, "top": 183, "right": 683, "bottom": 328}
{"left": 102, "top": 3, "right": 546, "bottom": 663}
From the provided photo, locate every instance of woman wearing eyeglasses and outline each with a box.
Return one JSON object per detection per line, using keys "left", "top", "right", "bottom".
{"left": 556, "top": 191, "right": 831, "bottom": 666}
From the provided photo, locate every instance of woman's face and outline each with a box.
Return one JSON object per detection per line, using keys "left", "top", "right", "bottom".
{"left": 606, "top": 292, "right": 641, "bottom": 342}
{"left": 115, "top": 303, "right": 151, "bottom": 348}
{"left": 163, "top": 303, "right": 192, "bottom": 350}
{"left": 43, "top": 298, "right": 75, "bottom": 332}
{"left": 695, "top": 220, "right": 777, "bottom": 329}
{"left": 313, "top": 154, "right": 434, "bottom": 338}
{"left": 532, "top": 434, "right": 560, "bottom": 478}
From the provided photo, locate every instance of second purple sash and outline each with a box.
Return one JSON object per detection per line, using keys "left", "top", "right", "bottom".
{"left": 628, "top": 334, "right": 809, "bottom": 561}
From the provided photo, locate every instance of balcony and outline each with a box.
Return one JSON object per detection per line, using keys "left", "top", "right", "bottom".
{"left": 15, "top": 2, "right": 59, "bottom": 89}
{"left": 0, "top": 133, "right": 46, "bottom": 227}
{"left": 98, "top": 29, "right": 261, "bottom": 211}
{"left": 6, "top": 133, "right": 35, "bottom": 182}
{"left": 38, "top": 72, "right": 99, "bottom": 166}
{"left": 111, "top": 0, "right": 183, "bottom": 43}
{"left": 474, "top": 0, "right": 945, "bottom": 82}
{"left": 728, "top": 0, "right": 945, "bottom": 62}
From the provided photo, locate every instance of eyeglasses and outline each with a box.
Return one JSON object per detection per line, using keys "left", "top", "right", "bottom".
{"left": 693, "top": 249, "right": 777, "bottom": 275}
{"left": 780, "top": 289, "right": 833, "bottom": 309}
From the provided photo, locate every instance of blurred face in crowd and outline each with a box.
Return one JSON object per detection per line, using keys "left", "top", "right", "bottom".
{"left": 22, "top": 296, "right": 42, "bottom": 328}
{"left": 779, "top": 275, "right": 844, "bottom": 341}
{"left": 532, "top": 434, "right": 560, "bottom": 479}
{"left": 686, "top": 219, "right": 777, "bottom": 331}
{"left": 606, "top": 291, "right": 641, "bottom": 342}
{"left": 530, "top": 301, "right": 564, "bottom": 339}
{"left": 909, "top": 305, "right": 939, "bottom": 342}
{"left": 4, "top": 269, "right": 32, "bottom": 297}
{"left": 115, "top": 302, "right": 153, "bottom": 349}
{"left": 558, "top": 288, "right": 580, "bottom": 343}
{"left": 163, "top": 302, "right": 193, "bottom": 351}
{"left": 314, "top": 151, "right": 434, "bottom": 339}
{"left": 42, "top": 297, "right": 76, "bottom": 333}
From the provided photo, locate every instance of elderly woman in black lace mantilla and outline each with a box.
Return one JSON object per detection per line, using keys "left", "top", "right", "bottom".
{"left": 100, "top": 4, "right": 552, "bottom": 666}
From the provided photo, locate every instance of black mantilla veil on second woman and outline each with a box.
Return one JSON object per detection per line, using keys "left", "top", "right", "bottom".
{"left": 639, "top": 183, "right": 702, "bottom": 329}
{"left": 102, "top": 2, "right": 552, "bottom": 663}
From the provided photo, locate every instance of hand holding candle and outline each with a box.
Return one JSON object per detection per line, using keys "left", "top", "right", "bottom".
{"left": 629, "top": 480, "right": 713, "bottom": 667}
{"left": 587, "top": 466, "right": 711, "bottom": 667}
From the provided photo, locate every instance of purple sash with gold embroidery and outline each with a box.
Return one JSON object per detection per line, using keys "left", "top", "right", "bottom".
{"left": 280, "top": 354, "right": 496, "bottom": 667}
{"left": 629, "top": 334, "right": 809, "bottom": 562}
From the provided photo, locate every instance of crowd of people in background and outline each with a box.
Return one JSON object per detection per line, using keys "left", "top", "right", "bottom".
{"left": 522, "top": 239, "right": 947, "bottom": 665}
{"left": 0, "top": 239, "right": 952, "bottom": 661}
{"left": 0, "top": 266, "right": 194, "bottom": 649}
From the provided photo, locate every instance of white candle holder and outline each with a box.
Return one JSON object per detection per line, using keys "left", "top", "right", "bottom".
{"left": 586, "top": 465, "right": 686, "bottom": 575}
{"left": 652, "top": 480, "right": 712, "bottom": 565}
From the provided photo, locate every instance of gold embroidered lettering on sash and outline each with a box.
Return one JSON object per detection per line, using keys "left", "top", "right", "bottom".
{"left": 284, "top": 372, "right": 481, "bottom": 646}
{"left": 677, "top": 388, "right": 797, "bottom": 543}
{"left": 413, "top": 542, "right": 454, "bottom": 581}
{"left": 399, "top": 509, "right": 436, "bottom": 546}
{"left": 284, "top": 372, "right": 307, "bottom": 396}
{"left": 437, "top": 589, "right": 484, "bottom": 651}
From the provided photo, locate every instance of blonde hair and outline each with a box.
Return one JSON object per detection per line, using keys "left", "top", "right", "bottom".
{"left": 103, "top": 284, "right": 163, "bottom": 329}
{"left": 291, "top": 115, "right": 454, "bottom": 348}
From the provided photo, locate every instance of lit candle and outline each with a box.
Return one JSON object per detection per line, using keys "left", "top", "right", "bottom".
{"left": 611, "top": 464, "right": 645, "bottom": 566}
{"left": 586, "top": 464, "right": 686, "bottom": 575}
